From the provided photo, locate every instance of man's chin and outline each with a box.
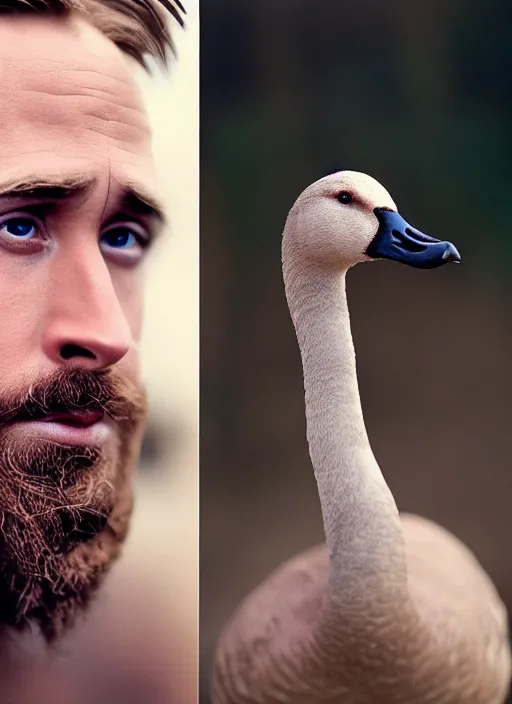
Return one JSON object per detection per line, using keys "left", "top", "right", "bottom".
{"left": 0, "top": 440, "right": 133, "bottom": 642}
{"left": 0, "top": 498, "right": 132, "bottom": 643}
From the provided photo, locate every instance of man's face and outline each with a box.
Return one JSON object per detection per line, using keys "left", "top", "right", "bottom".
{"left": 0, "top": 15, "right": 162, "bottom": 638}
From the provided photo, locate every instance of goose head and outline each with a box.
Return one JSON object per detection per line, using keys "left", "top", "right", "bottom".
{"left": 283, "top": 171, "right": 461, "bottom": 270}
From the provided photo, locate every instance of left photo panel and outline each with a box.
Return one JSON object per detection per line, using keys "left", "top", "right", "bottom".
{"left": 0, "top": 2, "right": 198, "bottom": 703}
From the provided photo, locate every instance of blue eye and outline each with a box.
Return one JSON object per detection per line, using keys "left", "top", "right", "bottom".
{"left": 101, "top": 228, "right": 138, "bottom": 249}
{"left": 1, "top": 217, "right": 37, "bottom": 239}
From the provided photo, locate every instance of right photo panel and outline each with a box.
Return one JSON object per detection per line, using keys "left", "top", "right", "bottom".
{"left": 201, "top": 2, "right": 512, "bottom": 703}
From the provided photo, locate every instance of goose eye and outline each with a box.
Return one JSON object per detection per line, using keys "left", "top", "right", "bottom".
{"left": 337, "top": 191, "right": 353, "bottom": 205}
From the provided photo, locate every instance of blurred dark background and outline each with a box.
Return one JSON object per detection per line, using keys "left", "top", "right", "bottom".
{"left": 201, "top": 0, "right": 512, "bottom": 700}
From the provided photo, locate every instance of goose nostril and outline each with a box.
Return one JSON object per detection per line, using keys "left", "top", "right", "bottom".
{"left": 392, "top": 229, "right": 427, "bottom": 253}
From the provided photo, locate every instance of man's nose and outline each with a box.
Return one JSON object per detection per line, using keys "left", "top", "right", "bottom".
{"left": 41, "top": 251, "right": 133, "bottom": 371}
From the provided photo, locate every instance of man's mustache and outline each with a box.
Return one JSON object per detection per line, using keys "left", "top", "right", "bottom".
{"left": 0, "top": 368, "right": 145, "bottom": 428}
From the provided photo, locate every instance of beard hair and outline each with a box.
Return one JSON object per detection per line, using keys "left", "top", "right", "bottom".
{"left": 0, "top": 368, "right": 146, "bottom": 642}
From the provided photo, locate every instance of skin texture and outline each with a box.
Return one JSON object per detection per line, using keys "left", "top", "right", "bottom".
{"left": 0, "top": 14, "right": 163, "bottom": 644}
{"left": 213, "top": 172, "right": 511, "bottom": 704}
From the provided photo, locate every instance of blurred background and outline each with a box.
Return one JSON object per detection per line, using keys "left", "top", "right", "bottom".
{"left": 201, "top": 0, "right": 512, "bottom": 701}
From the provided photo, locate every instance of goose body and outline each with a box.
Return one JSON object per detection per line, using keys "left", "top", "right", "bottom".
{"left": 212, "top": 172, "right": 511, "bottom": 704}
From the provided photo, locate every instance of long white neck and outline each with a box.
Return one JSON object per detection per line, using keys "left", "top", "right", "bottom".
{"left": 282, "top": 244, "right": 411, "bottom": 621}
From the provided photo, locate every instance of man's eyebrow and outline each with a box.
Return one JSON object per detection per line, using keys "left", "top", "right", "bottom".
{"left": 0, "top": 174, "right": 168, "bottom": 228}
{"left": 119, "top": 185, "right": 168, "bottom": 228}
{"left": 0, "top": 174, "right": 96, "bottom": 200}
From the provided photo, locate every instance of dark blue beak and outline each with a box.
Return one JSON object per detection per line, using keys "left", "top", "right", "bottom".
{"left": 366, "top": 208, "right": 461, "bottom": 269}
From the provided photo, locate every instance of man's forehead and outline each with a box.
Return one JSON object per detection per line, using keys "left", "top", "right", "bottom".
{"left": 0, "top": 12, "right": 158, "bottom": 202}
{"left": 0, "top": 13, "right": 146, "bottom": 121}
{"left": 0, "top": 13, "right": 125, "bottom": 76}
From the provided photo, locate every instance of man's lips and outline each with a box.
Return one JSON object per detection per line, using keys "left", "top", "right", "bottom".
{"left": 5, "top": 409, "right": 111, "bottom": 446}
{"left": 39, "top": 410, "right": 104, "bottom": 427}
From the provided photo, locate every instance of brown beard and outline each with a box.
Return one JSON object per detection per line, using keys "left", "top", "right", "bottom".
{"left": 0, "top": 368, "right": 146, "bottom": 642}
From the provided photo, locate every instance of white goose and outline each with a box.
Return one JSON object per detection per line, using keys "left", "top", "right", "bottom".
{"left": 212, "top": 171, "right": 511, "bottom": 704}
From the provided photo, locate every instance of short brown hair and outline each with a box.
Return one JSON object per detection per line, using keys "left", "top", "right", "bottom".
{"left": 0, "top": 0, "right": 185, "bottom": 69}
